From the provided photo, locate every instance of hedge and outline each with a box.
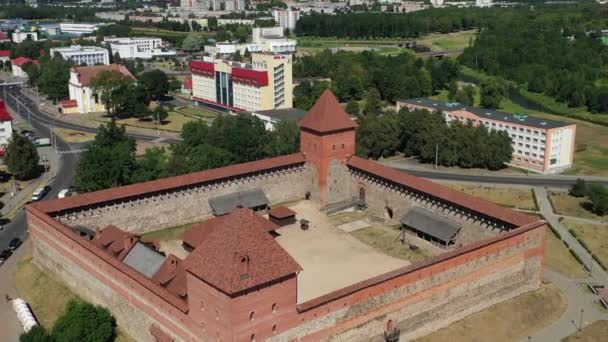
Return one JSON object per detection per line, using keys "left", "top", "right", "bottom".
{"left": 569, "top": 249, "right": 584, "bottom": 266}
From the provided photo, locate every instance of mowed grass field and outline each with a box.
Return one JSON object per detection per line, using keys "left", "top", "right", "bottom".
{"left": 562, "top": 219, "right": 608, "bottom": 268}
{"left": 415, "top": 30, "right": 477, "bottom": 51}
{"left": 544, "top": 227, "right": 587, "bottom": 278}
{"left": 548, "top": 192, "right": 605, "bottom": 220}
{"left": 445, "top": 184, "right": 537, "bottom": 211}
{"left": 417, "top": 284, "right": 566, "bottom": 342}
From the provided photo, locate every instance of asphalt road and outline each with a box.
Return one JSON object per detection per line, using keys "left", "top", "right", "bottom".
{"left": 0, "top": 85, "right": 80, "bottom": 251}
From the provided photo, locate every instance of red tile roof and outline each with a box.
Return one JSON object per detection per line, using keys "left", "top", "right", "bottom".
{"left": 0, "top": 100, "right": 13, "bottom": 122}
{"left": 184, "top": 208, "right": 300, "bottom": 295}
{"left": 91, "top": 225, "right": 139, "bottom": 261}
{"left": 268, "top": 206, "right": 296, "bottom": 219}
{"left": 298, "top": 90, "right": 358, "bottom": 133}
{"left": 151, "top": 254, "right": 188, "bottom": 298}
{"left": 182, "top": 211, "right": 278, "bottom": 249}
{"left": 11, "top": 57, "right": 39, "bottom": 67}
{"left": 347, "top": 156, "right": 536, "bottom": 227}
{"left": 71, "top": 64, "right": 136, "bottom": 87}
{"left": 33, "top": 152, "right": 306, "bottom": 214}
{"left": 0, "top": 32, "right": 9, "bottom": 41}
{"left": 0, "top": 50, "right": 10, "bottom": 57}
{"left": 60, "top": 99, "right": 78, "bottom": 108}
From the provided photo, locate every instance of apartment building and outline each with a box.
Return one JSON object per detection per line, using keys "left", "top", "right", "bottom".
{"left": 272, "top": 8, "right": 300, "bottom": 30}
{"left": 50, "top": 46, "right": 110, "bottom": 66}
{"left": 12, "top": 30, "right": 38, "bottom": 43}
{"left": 104, "top": 37, "right": 176, "bottom": 59}
{"left": 190, "top": 53, "right": 292, "bottom": 112}
{"left": 396, "top": 98, "right": 576, "bottom": 174}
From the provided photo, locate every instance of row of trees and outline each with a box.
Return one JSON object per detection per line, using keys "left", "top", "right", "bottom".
{"left": 459, "top": 3, "right": 608, "bottom": 113}
{"left": 357, "top": 108, "right": 513, "bottom": 170}
{"left": 570, "top": 179, "right": 608, "bottom": 216}
{"left": 74, "top": 116, "right": 300, "bottom": 193}
{"left": 295, "top": 8, "right": 485, "bottom": 38}
{"left": 293, "top": 50, "right": 459, "bottom": 104}
{"left": 20, "top": 300, "right": 115, "bottom": 342}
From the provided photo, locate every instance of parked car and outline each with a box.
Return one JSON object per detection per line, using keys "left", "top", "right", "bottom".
{"left": 35, "top": 138, "right": 51, "bottom": 146}
{"left": 8, "top": 238, "right": 21, "bottom": 250}
{"left": 31, "top": 186, "right": 51, "bottom": 202}
{"left": 0, "top": 249, "right": 12, "bottom": 265}
{"left": 57, "top": 188, "right": 73, "bottom": 199}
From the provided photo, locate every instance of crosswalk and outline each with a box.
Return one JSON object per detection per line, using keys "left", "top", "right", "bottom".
{"left": 57, "top": 149, "right": 88, "bottom": 155}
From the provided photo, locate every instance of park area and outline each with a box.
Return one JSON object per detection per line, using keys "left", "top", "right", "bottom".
{"left": 13, "top": 254, "right": 134, "bottom": 342}
{"left": 417, "top": 284, "right": 566, "bottom": 342}
{"left": 549, "top": 192, "right": 605, "bottom": 220}
{"left": 562, "top": 219, "right": 608, "bottom": 269}
{"left": 446, "top": 184, "right": 537, "bottom": 211}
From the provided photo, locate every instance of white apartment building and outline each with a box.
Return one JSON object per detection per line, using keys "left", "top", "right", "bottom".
{"left": 104, "top": 37, "right": 176, "bottom": 59}
{"left": 59, "top": 23, "right": 103, "bottom": 35}
{"left": 206, "top": 27, "right": 296, "bottom": 57}
{"left": 190, "top": 53, "right": 293, "bottom": 112}
{"left": 50, "top": 46, "right": 110, "bottom": 66}
{"left": 12, "top": 30, "right": 38, "bottom": 43}
{"left": 397, "top": 98, "right": 577, "bottom": 174}
{"left": 272, "top": 9, "right": 300, "bottom": 30}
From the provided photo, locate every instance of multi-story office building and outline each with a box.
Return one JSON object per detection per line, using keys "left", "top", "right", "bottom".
{"left": 272, "top": 9, "right": 300, "bottom": 30}
{"left": 190, "top": 53, "right": 293, "bottom": 112}
{"left": 50, "top": 46, "right": 110, "bottom": 66}
{"left": 396, "top": 98, "right": 577, "bottom": 174}
{"left": 104, "top": 37, "right": 176, "bottom": 59}
{"left": 59, "top": 23, "right": 103, "bottom": 35}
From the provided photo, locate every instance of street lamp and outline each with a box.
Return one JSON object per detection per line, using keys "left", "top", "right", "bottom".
{"left": 579, "top": 308, "right": 584, "bottom": 331}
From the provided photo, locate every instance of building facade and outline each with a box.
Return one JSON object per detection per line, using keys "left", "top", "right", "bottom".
{"left": 104, "top": 37, "right": 176, "bottom": 59}
{"left": 191, "top": 53, "right": 293, "bottom": 112}
{"left": 396, "top": 98, "right": 576, "bottom": 174}
{"left": 50, "top": 46, "right": 110, "bottom": 66}
{"left": 0, "top": 100, "right": 13, "bottom": 146}
{"left": 272, "top": 9, "right": 300, "bottom": 30}
{"left": 206, "top": 28, "right": 297, "bottom": 57}
{"left": 11, "top": 57, "right": 39, "bottom": 78}
{"left": 26, "top": 90, "right": 545, "bottom": 342}
{"left": 11, "top": 31, "right": 38, "bottom": 43}
{"left": 59, "top": 23, "right": 103, "bottom": 35}
{"left": 180, "top": 0, "right": 246, "bottom": 11}
{"left": 66, "top": 64, "right": 135, "bottom": 114}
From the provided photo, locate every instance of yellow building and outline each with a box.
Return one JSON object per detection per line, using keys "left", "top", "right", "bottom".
{"left": 65, "top": 64, "right": 135, "bottom": 114}
{"left": 190, "top": 53, "right": 292, "bottom": 113}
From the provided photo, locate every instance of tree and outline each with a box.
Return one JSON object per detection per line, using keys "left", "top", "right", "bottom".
{"left": 38, "top": 56, "right": 71, "bottom": 102}
{"left": 74, "top": 122, "right": 136, "bottom": 192}
{"left": 345, "top": 99, "right": 360, "bottom": 116}
{"left": 182, "top": 33, "right": 205, "bottom": 51}
{"left": 4, "top": 134, "right": 40, "bottom": 180}
{"left": 587, "top": 184, "right": 608, "bottom": 216}
{"left": 570, "top": 178, "right": 588, "bottom": 197}
{"left": 363, "top": 87, "right": 382, "bottom": 116}
{"left": 233, "top": 49, "right": 242, "bottom": 62}
{"left": 20, "top": 326, "right": 52, "bottom": 342}
{"left": 138, "top": 70, "right": 169, "bottom": 101}
{"left": 265, "top": 119, "right": 300, "bottom": 156}
{"left": 448, "top": 80, "right": 458, "bottom": 101}
{"left": 152, "top": 106, "right": 169, "bottom": 124}
{"left": 22, "top": 62, "right": 40, "bottom": 88}
{"left": 480, "top": 78, "right": 505, "bottom": 109}
{"left": 51, "top": 300, "right": 115, "bottom": 342}
{"left": 131, "top": 147, "right": 168, "bottom": 183}
{"left": 89, "top": 71, "right": 135, "bottom": 117}
{"left": 455, "top": 85, "right": 476, "bottom": 106}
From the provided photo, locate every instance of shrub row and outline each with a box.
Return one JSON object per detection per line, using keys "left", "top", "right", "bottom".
{"left": 569, "top": 248, "right": 584, "bottom": 266}
{"left": 548, "top": 224, "right": 561, "bottom": 239}
{"left": 592, "top": 254, "right": 608, "bottom": 271}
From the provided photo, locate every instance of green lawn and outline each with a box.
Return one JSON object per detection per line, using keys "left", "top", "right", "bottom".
{"left": 176, "top": 106, "right": 219, "bottom": 119}
{"left": 415, "top": 30, "right": 477, "bottom": 51}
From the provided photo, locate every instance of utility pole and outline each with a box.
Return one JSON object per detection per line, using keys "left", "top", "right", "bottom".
{"left": 435, "top": 144, "right": 439, "bottom": 170}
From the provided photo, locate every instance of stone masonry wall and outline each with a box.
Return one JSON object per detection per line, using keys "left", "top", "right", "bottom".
{"left": 268, "top": 225, "right": 544, "bottom": 341}
{"left": 57, "top": 165, "right": 312, "bottom": 234}
{"left": 27, "top": 211, "right": 205, "bottom": 342}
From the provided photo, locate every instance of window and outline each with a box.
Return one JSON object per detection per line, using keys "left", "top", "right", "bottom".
{"left": 249, "top": 311, "right": 255, "bottom": 321}
{"left": 272, "top": 303, "right": 277, "bottom": 313}
{"left": 272, "top": 325, "right": 277, "bottom": 333}
{"left": 332, "top": 145, "right": 336, "bottom": 150}
{"left": 341, "top": 144, "right": 345, "bottom": 149}
{"left": 250, "top": 334, "right": 255, "bottom": 342}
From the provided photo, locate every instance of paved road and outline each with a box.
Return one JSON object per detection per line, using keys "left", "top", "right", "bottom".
{"left": 416, "top": 49, "right": 464, "bottom": 57}
{"left": 384, "top": 162, "right": 608, "bottom": 188}
{"left": 0, "top": 86, "right": 80, "bottom": 251}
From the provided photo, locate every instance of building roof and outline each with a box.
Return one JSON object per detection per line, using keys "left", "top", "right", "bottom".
{"left": 11, "top": 57, "right": 39, "bottom": 67}
{"left": 184, "top": 208, "right": 301, "bottom": 295}
{"left": 255, "top": 108, "right": 307, "bottom": 122}
{"left": 208, "top": 188, "right": 269, "bottom": 216}
{"left": 298, "top": 90, "right": 358, "bottom": 133}
{"left": 33, "top": 152, "right": 306, "bottom": 214}
{"left": 91, "top": 225, "right": 138, "bottom": 261}
{"left": 268, "top": 206, "right": 296, "bottom": 219}
{"left": 123, "top": 241, "right": 166, "bottom": 278}
{"left": 71, "top": 64, "right": 135, "bottom": 87}
{"left": 0, "top": 100, "right": 13, "bottom": 122}
{"left": 151, "top": 254, "right": 188, "bottom": 298}
{"left": 0, "top": 32, "right": 9, "bottom": 41}
{"left": 347, "top": 156, "right": 537, "bottom": 227}
{"left": 400, "top": 98, "right": 570, "bottom": 130}
{"left": 0, "top": 50, "right": 10, "bottom": 57}
{"left": 400, "top": 207, "right": 461, "bottom": 243}
{"left": 60, "top": 99, "right": 78, "bottom": 108}
{"left": 182, "top": 210, "right": 278, "bottom": 249}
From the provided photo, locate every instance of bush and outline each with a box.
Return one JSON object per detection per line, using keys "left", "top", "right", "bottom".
{"left": 569, "top": 178, "right": 588, "bottom": 198}
{"left": 548, "top": 224, "right": 561, "bottom": 239}
{"left": 569, "top": 229, "right": 577, "bottom": 238}
{"left": 20, "top": 326, "right": 52, "bottom": 342}
{"left": 51, "top": 300, "right": 115, "bottom": 342}
{"left": 592, "top": 254, "right": 607, "bottom": 271}
{"left": 577, "top": 238, "right": 589, "bottom": 251}
{"left": 569, "top": 249, "right": 584, "bottom": 265}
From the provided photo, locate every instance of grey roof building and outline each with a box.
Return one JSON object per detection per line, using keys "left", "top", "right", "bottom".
{"left": 208, "top": 189, "right": 269, "bottom": 216}
{"left": 400, "top": 207, "right": 461, "bottom": 246}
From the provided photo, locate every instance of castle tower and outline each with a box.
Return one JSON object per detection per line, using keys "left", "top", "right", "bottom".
{"left": 298, "top": 90, "right": 358, "bottom": 204}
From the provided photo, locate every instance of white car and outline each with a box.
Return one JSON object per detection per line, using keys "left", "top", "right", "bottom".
{"left": 31, "top": 186, "right": 51, "bottom": 202}
{"left": 57, "top": 188, "right": 73, "bottom": 199}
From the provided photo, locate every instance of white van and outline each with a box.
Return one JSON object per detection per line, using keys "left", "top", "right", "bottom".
{"left": 31, "top": 186, "right": 50, "bottom": 202}
{"left": 57, "top": 188, "right": 73, "bottom": 199}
